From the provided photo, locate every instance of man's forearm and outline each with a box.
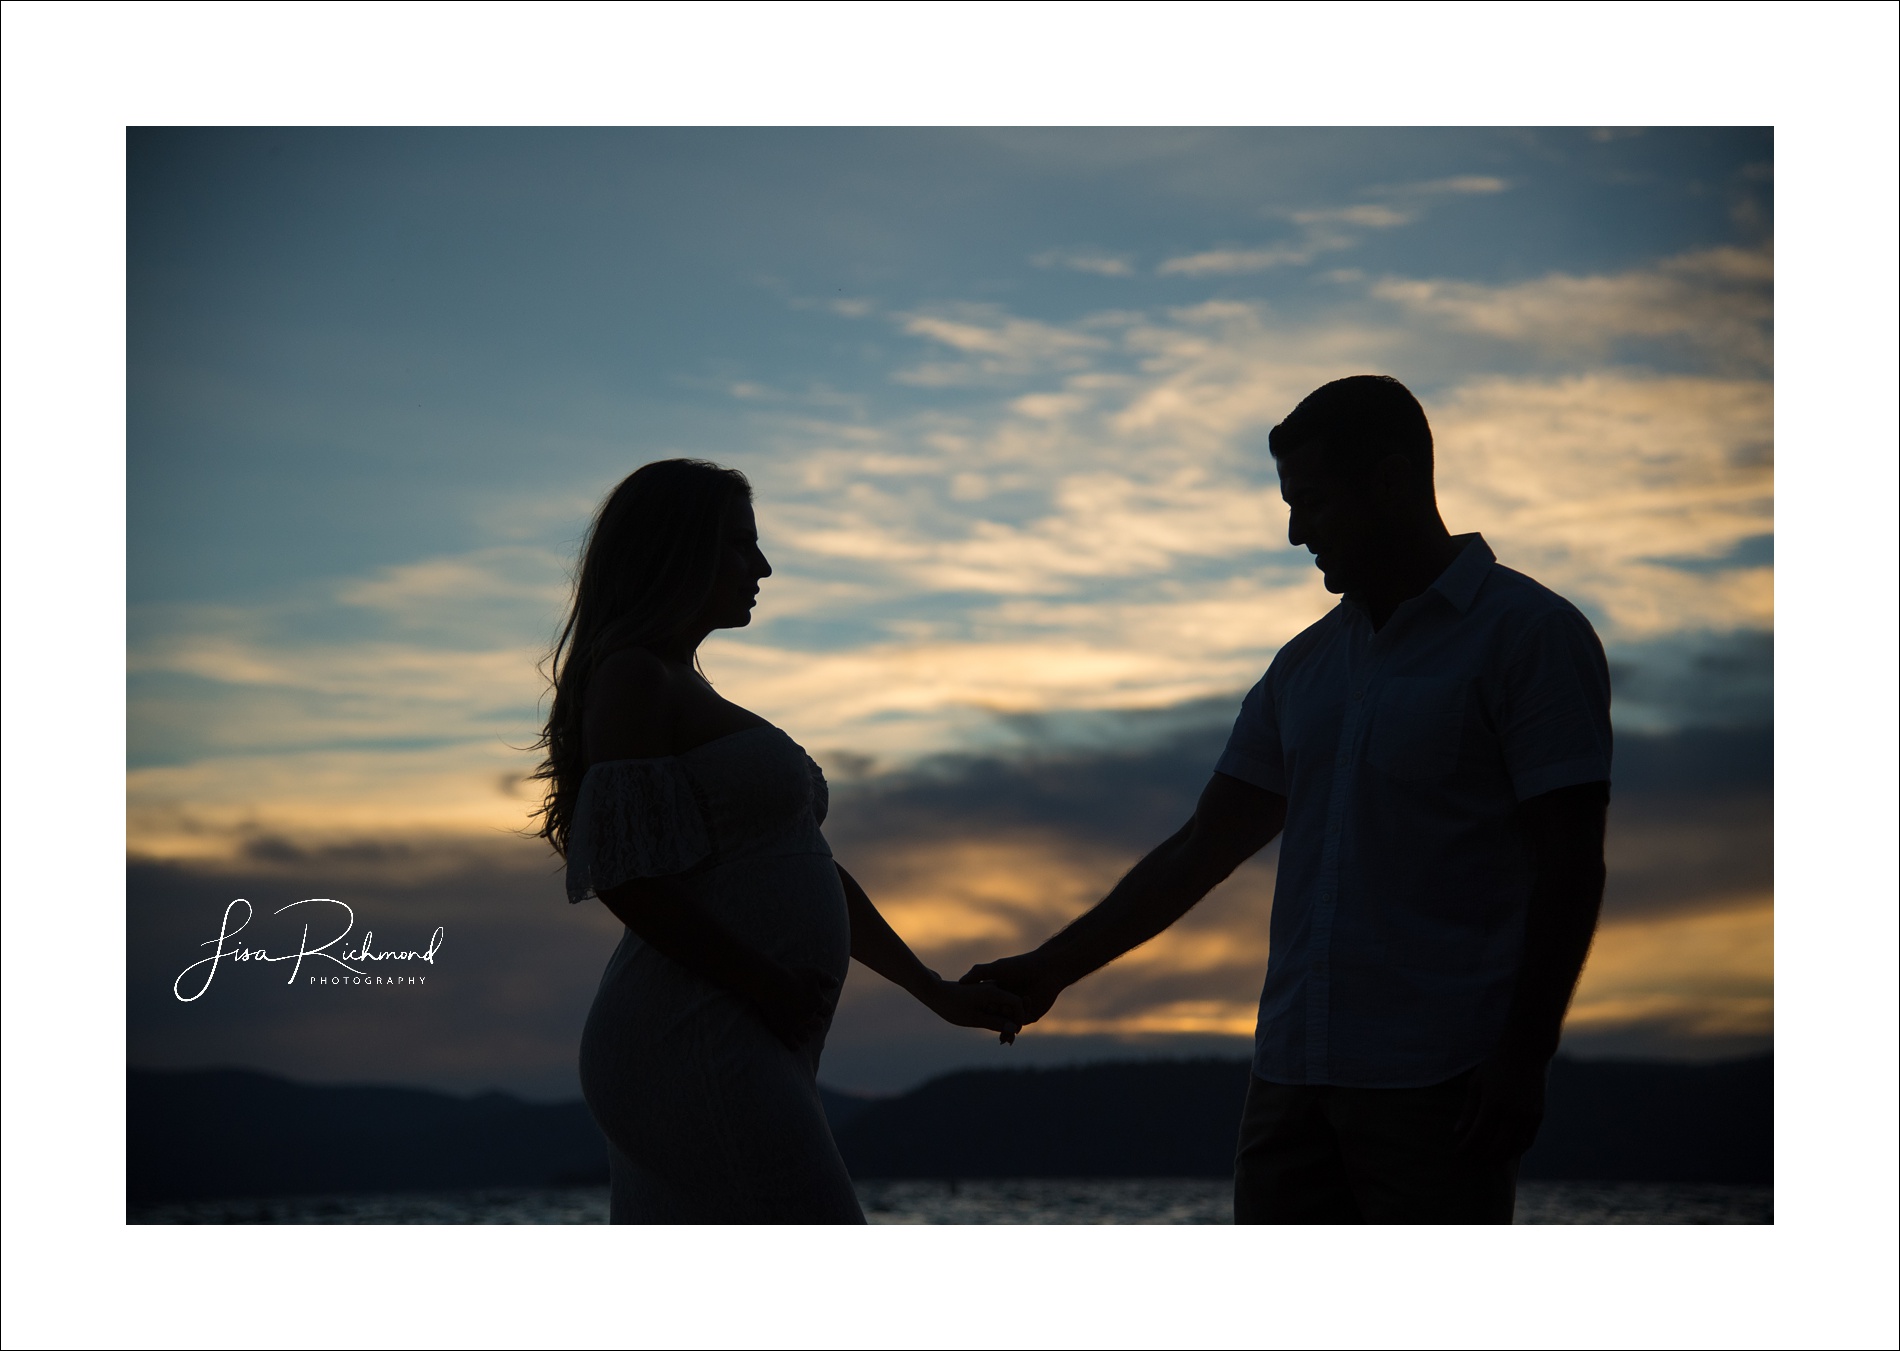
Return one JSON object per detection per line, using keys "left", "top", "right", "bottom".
{"left": 964, "top": 775, "right": 1284, "bottom": 1016}
{"left": 1495, "top": 873, "right": 1604, "bottom": 1067}
{"left": 1495, "top": 783, "right": 1610, "bottom": 1068}
{"left": 1037, "top": 827, "right": 1223, "bottom": 985}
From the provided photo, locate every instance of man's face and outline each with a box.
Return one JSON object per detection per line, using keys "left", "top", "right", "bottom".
{"left": 1276, "top": 443, "right": 1379, "bottom": 595}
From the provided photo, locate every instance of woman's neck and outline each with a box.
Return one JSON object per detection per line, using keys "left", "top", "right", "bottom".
{"left": 642, "top": 625, "right": 711, "bottom": 667}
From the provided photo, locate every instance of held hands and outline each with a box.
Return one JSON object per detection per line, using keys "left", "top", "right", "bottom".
{"left": 921, "top": 975, "right": 1025, "bottom": 1044}
{"left": 958, "top": 951, "right": 1066, "bottom": 1028}
{"left": 756, "top": 964, "right": 1025, "bottom": 1050}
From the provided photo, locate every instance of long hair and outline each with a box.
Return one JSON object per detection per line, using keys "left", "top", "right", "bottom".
{"left": 531, "top": 459, "right": 753, "bottom": 856}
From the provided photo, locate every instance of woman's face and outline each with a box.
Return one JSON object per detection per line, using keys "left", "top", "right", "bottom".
{"left": 702, "top": 497, "right": 772, "bottom": 630}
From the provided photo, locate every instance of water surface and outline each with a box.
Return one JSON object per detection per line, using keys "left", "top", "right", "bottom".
{"left": 132, "top": 1178, "right": 1772, "bottom": 1225}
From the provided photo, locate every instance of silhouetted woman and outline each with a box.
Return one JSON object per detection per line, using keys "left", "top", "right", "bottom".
{"left": 534, "top": 459, "right": 1023, "bottom": 1223}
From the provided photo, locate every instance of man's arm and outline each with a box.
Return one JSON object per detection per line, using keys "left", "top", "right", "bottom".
{"left": 961, "top": 772, "right": 1287, "bottom": 1021}
{"left": 1456, "top": 779, "right": 1610, "bottom": 1157}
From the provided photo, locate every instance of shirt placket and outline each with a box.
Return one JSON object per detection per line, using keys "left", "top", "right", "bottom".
{"left": 1306, "top": 616, "right": 1373, "bottom": 1082}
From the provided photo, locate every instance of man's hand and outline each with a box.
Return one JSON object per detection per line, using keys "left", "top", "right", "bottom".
{"left": 1454, "top": 1055, "right": 1548, "bottom": 1160}
{"left": 922, "top": 977, "right": 1026, "bottom": 1043}
{"left": 959, "top": 952, "right": 1065, "bottom": 1025}
{"left": 959, "top": 775, "right": 1286, "bottom": 1031}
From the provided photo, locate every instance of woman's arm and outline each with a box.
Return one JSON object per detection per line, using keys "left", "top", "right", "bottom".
{"left": 836, "top": 863, "right": 1023, "bottom": 1039}
{"left": 598, "top": 876, "right": 834, "bottom": 1049}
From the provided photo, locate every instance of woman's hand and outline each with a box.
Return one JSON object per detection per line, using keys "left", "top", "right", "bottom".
{"left": 834, "top": 862, "right": 1023, "bottom": 1043}
{"left": 751, "top": 965, "right": 841, "bottom": 1051}
{"left": 923, "top": 976, "right": 1026, "bottom": 1044}
{"left": 959, "top": 951, "right": 1066, "bottom": 1025}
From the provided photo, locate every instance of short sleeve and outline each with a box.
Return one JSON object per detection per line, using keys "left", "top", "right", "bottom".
{"left": 1215, "top": 672, "right": 1287, "bottom": 794}
{"left": 804, "top": 755, "right": 829, "bottom": 828}
{"left": 1499, "top": 607, "right": 1614, "bottom": 801}
{"left": 564, "top": 759, "right": 713, "bottom": 904}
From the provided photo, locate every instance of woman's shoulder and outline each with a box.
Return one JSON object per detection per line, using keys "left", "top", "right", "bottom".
{"left": 584, "top": 647, "right": 687, "bottom": 762}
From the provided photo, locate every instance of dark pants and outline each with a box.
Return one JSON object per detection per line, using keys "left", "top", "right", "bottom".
{"left": 1233, "top": 1071, "right": 1518, "bottom": 1224}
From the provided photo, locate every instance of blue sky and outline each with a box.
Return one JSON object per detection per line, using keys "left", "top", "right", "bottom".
{"left": 128, "top": 127, "right": 1773, "bottom": 1093}
{"left": 133, "top": 128, "right": 1764, "bottom": 607}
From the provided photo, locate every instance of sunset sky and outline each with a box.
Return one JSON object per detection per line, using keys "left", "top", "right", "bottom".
{"left": 127, "top": 127, "right": 1773, "bottom": 1096}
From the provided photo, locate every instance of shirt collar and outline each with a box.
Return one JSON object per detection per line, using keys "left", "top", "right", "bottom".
{"left": 1344, "top": 532, "right": 1494, "bottom": 621}
{"left": 1430, "top": 533, "right": 1495, "bottom": 613}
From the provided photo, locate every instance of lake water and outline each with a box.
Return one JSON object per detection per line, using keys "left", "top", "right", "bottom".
{"left": 131, "top": 1178, "right": 1771, "bottom": 1225}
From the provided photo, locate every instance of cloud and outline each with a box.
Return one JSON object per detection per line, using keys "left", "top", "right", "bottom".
{"left": 894, "top": 306, "right": 1108, "bottom": 385}
{"left": 1156, "top": 206, "right": 1399, "bottom": 276}
{"left": 1431, "top": 372, "right": 1773, "bottom": 636}
{"left": 1159, "top": 244, "right": 1329, "bottom": 275}
{"left": 828, "top": 724, "right": 1770, "bottom": 1051}
{"left": 1609, "top": 631, "right": 1772, "bottom": 734}
{"left": 128, "top": 713, "right": 1772, "bottom": 1088}
{"left": 697, "top": 594, "right": 1318, "bottom": 764}
{"left": 1565, "top": 902, "right": 1772, "bottom": 1043}
{"left": 1375, "top": 175, "right": 1509, "bottom": 196}
{"left": 130, "top": 244, "right": 1773, "bottom": 865}
{"left": 807, "top": 296, "right": 1772, "bottom": 640}
{"left": 127, "top": 133, "right": 1777, "bottom": 1090}
{"left": 1032, "top": 249, "right": 1135, "bottom": 277}
{"left": 333, "top": 546, "right": 569, "bottom": 621}
{"left": 770, "top": 466, "right": 1298, "bottom": 592}
{"left": 1157, "top": 178, "right": 1503, "bottom": 276}
{"left": 1289, "top": 204, "right": 1414, "bottom": 229}
{"left": 1370, "top": 244, "right": 1773, "bottom": 367}
{"left": 127, "top": 741, "right": 544, "bottom": 868}
{"left": 833, "top": 724, "right": 1769, "bottom": 1052}
{"left": 131, "top": 637, "right": 541, "bottom": 750}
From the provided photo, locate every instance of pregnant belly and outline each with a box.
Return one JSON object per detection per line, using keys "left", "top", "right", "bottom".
{"left": 697, "top": 850, "right": 851, "bottom": 981}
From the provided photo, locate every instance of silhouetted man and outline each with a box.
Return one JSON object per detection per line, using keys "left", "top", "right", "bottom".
{"left": 965, "top": 375, "right": 1612, "bottom": 1223}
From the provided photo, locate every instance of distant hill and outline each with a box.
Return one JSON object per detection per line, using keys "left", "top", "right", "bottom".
{"left": 128, "top": 1070, "right": 880, "bottom": 1206}
{"left": 1527, "top": 1055, "right": 1771, "bottom": 1183}
{"left": 127, "top": 1069, "right": 611, "bottom": 1206}
{"left": 127, "top": 1055, "right": 1769, "bottom": 1208}
{"left": 831, "top": 1057, "right": 1772, "bottom": 1184}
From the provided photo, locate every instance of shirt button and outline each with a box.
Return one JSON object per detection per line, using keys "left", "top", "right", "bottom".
{"left": 1351, "top": 688, "right": 1365, "bottom": 701}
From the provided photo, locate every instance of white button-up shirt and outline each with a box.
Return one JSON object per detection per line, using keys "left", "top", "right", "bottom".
{"left": 1217, "top": 535, "right": 1612, "bottom": 1088}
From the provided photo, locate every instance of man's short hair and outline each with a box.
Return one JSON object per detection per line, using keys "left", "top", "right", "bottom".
{"left": 1268, "top": 375, "right": 1434, "bottom": 483}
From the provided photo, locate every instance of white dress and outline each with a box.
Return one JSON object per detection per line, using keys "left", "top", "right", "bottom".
{"left": 568, "top": 724, "right": 865, "bottom": 1223}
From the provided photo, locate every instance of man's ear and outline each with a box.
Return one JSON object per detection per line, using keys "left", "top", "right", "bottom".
{"left": 1368, "top": 451, "right": 1416, "bottom": 509}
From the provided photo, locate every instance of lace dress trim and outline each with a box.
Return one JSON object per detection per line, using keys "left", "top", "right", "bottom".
{"left": 564, "top": 759, "right": 713, "bottom": 903}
